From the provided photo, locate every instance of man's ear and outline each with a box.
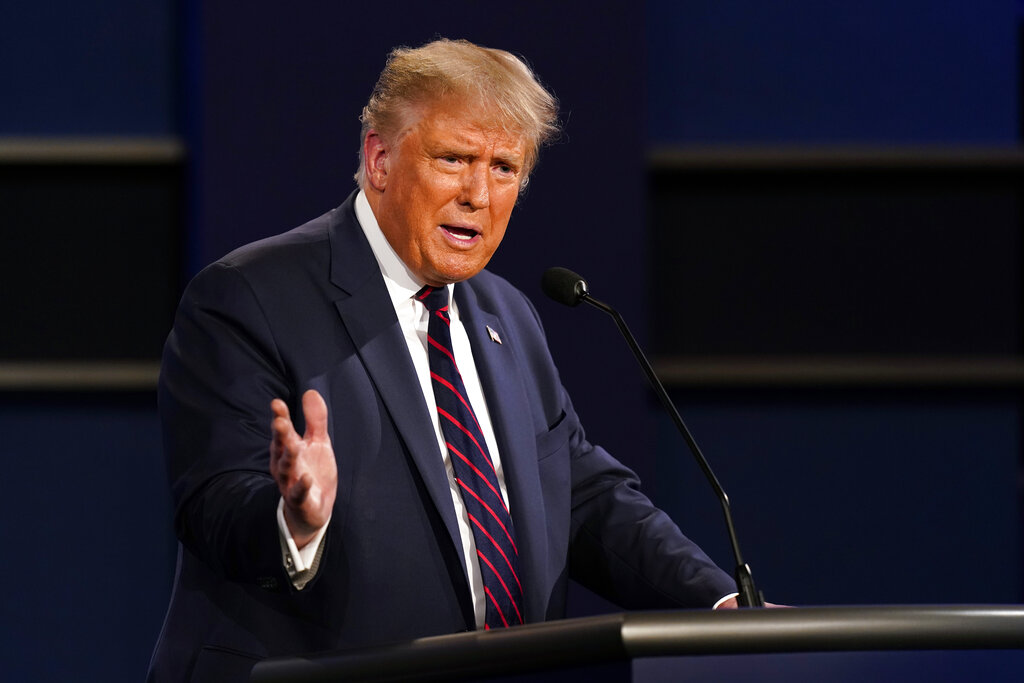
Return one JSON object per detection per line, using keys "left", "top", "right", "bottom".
{"left": 363, "top": 131, "right": 389, "bottom": 191}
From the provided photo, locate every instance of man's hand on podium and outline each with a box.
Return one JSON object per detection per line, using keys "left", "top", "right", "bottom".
{"left": 716, "top": 597, "right": 788, "bottom": 609}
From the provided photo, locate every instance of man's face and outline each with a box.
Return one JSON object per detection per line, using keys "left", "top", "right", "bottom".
{"left": 366, "top": 102, "right": 528, "bottom": 286}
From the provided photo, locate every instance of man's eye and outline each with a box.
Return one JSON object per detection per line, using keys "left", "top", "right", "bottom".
{"left": 441, "top": 156, "right": 459, "bottom": 164}
{"left": 496, "top": 164, "right": 514, "bottom": 175}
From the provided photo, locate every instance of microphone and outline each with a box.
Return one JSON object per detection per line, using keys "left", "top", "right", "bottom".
{"left": 541, "top": 266, "right": 764, "bottom": 608}
{"left": 540, "top": 267, "right": 589, "bottom": 307}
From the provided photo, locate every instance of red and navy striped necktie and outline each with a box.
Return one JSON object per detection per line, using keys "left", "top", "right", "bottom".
{"left": 417, "top": 285, "right": 524, "bottom": 629}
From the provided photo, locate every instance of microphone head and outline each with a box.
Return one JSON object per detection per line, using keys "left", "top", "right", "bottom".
{"left": 541, "top": 267, "right": 589, "bottom": 307}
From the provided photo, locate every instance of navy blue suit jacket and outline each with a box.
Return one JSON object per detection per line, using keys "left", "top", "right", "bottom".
{"left": 148, "top": 192, "right": 734, "bottom": 682}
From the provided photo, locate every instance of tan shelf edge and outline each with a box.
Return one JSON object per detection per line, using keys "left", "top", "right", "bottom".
{"left": 0, "top": 361, "right": 160, "bottom": 391}
{"left": 0, "top": 137, "right": 185, "bottom": 164}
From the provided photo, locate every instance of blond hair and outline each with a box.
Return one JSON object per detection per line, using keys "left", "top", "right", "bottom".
{"left": 355, "top": 38, "right": 559, "bottom": 189}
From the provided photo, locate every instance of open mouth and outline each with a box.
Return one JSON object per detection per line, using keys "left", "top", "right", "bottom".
{"left": 441, "top": 225, "right": 481, "bottom": 242}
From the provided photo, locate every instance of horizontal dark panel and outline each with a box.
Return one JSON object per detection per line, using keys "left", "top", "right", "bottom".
{"left": 649, "top": 145, "right": 1024, "bottom": 171}
{"left": 653, "top": 355, "right": 1024, "bottom": 388}
{"left": 0, "top": 163, "right": 182, "bottom": 360}
{"left": 650, "top": 165, "right": 1022, "bottom": 356}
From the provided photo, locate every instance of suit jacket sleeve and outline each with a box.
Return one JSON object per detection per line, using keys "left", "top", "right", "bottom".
{"left": 510, "top": 288, "right": 737, "bottom": 609}
{"left": 564, "top": 398, "right": 737, "bottom": 608}
{"left": 160, "top": 260, "right": 301, "bottom": 588}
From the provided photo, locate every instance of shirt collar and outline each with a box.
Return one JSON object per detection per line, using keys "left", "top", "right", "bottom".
{"left": 354, "top": 190, "right": 456, "bottom": 310}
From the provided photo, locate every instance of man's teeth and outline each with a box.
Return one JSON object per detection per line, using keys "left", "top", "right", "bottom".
{"left": 445, "top": 226, "right": 476, "bottom": 240}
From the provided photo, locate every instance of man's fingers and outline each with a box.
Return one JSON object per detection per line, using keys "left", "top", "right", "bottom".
{"left": 270, "top": 399, "right": 299, "bottom": 472}
{"left": 301, "top": 389, "right": 330, "bottom": 442}
{"left": 271, "top": 393, "right": 334, "bottom": 515}
{"left": 272, "top": 391, "right": 330, "bottom": 446}
{"left": 270, "top": 398, "right": 290, "bottom": 420}
{"left": 270, "top": 415, "right": 296, "bottom": 465}
{"left": 270, "top": 400, "right": 293, "bottom": 443}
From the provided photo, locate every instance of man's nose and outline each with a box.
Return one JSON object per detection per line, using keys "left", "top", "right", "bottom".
{"left": 459, "top": 164, "right": 490, "bottom": 210}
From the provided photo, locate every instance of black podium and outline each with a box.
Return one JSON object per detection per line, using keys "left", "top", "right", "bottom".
{"left": 250, "top": 606, "right": 1024, "bottom": 682}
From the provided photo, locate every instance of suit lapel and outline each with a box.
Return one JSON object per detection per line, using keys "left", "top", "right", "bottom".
{"left": 456, "top": 283, "right": 547, "bottom": 623}
{"left": 327, "top": 198, "right": 468, "bottom": 580}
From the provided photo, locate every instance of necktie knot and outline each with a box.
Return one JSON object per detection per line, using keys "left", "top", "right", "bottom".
{"left": 417, "top": 285, "right": 450, "bottom": 313}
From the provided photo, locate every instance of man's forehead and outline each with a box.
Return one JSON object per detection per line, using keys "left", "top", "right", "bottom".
{"left": 408, "top": 100, "right": 528, "bottom": 156}
{"left": 431, "top": 121, "right": 524, "bottom": 152}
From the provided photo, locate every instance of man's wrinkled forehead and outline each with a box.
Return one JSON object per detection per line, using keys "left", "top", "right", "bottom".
{"left": 388, "top": 95, "right": 531, "bottom": 154}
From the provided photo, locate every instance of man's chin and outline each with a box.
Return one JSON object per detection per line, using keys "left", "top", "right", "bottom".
{"left": 423, "top": 259, "right": 491, "bottom": 285}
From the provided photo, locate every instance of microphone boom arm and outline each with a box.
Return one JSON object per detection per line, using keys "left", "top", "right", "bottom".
{"left": 579, "top": 292, "right": 764, "bottom": 608}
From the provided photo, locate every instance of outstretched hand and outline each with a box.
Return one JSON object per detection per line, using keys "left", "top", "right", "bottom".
{"left": 270, "top": 389, "right": 338, "bottom": 548}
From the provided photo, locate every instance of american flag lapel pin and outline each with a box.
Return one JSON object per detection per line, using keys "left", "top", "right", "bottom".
{"left": 486, "top": 325, "right": 502, "bottom": 345}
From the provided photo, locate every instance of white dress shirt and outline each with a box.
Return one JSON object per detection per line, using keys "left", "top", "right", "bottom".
{"left": 278, "top": 190, "right": 509, "bottom": 627}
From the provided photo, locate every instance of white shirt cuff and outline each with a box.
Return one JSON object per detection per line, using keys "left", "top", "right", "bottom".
{"left": 276, "top": 497, "right": 330, "bottom": 572}
{"left": 713, "top": 592, "right": 740, "bottom": 609}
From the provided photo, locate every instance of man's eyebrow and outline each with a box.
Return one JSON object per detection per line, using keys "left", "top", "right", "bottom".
{"left": 492, "top": 155, "right": 523, "bottom": 170}
{"left": 428, "top": 142, "right": 473, "bottom": 157}
{"left": 432, "top": 149, "right": 523, "bottom": 166}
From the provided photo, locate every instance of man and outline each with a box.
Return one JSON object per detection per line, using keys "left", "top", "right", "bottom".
{"left": 148, "top": 38, "right": 737, "bottom": 683}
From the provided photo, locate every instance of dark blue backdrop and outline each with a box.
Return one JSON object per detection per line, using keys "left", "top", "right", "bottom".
{"left": 0, "top": 2, "right": 1020, "bottom": 681}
